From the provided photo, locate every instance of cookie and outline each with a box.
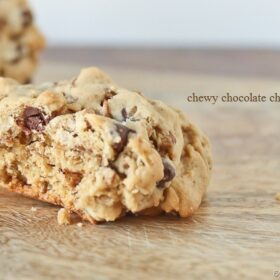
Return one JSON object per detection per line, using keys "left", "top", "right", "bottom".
{"left": 0, "top": 67, "right": 212, "bottom": 222}
{"left": 57, "top": 208, "right": 71, "bottom": 225}
{"left": 0, "top": 0, "right": 45, "bottom": 83}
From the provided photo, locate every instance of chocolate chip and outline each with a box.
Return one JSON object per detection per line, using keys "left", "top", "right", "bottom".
{"left": 112, "top": 124, "right": 135, "bottom": 154}
{"left": 121, "top": 108, "right": 127, "bottom": 120}
{"left": 100, "top": 89, "right": 116, "bottom": 106}
{"left": 121, "top": 106, "right": 137, "bottom": 121}
{"left": 22, "top": 10, "right": 33, "bottom": 27}
{"left": 22, "top": 106, "right": 49, "bottom": 132}
{"left": 108, "top": 161, "right": 126, "bottom": 179}
{"left": 100, "top": 90, "right": 117, "bottom": 118}
{"left": 24, "top": 78, "right": 32, "bottom": 84}
{"left": 156, "top": 159, "right": 176, "bottom": 188}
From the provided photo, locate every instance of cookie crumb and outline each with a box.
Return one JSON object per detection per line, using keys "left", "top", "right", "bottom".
{"left": 30, "top": 207, "right": 37, "bottom": 212}
{"left": 77, "top": 222, "right": 83, "bottom": 228}
{"left": 275, "top": 193, "right": 280, "bottom": 201}
{"left": 57, "top": 208, "right": 71, "bottom": 225}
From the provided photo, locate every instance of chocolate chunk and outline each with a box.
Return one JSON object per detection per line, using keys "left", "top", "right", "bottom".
{"left": 121, "top": 106, "right": 137, "bottom": 121}
{"left": 22, "top": 10, "right": 33, "bottom": 27}
{"left": 24, "top": 78, "right": 32, "bottom": 84}
{"left": 22, "top": 106, "right": 49, "bottom": 132}
{"left": 112, "top": 124, "right": 135, "bottom": 154}
{"left": 156, "top": 159, "right": 176, "bottom": 188}
{"left": 121, "top": 108, "right": 127, "bottom": 120}
{"left": 108, "top": 161, "right": 126, "bottom": 179}
{"left": 100, "top": 90, "right": 117, "bottom": 118}
{"left": 100, "top": 89, "right": 116, "bottom": 106}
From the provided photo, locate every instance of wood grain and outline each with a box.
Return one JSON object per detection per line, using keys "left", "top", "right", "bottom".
{"left": 1, "top": 54, "right": 280, "bottom": 280}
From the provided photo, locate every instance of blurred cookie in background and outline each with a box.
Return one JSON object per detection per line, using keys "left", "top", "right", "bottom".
{"left": 0, "top": 0, "right": 45, "bottom": 83}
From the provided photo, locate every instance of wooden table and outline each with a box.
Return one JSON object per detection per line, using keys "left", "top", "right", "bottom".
{"left": 1, "top": 48, "right": 280, "bottom": 280}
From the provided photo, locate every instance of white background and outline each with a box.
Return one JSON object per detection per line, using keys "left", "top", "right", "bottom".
{"left": 30, "top": 0, "right": 280, "bottom": 48}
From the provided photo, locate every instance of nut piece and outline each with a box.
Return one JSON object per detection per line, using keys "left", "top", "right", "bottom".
{"left": 57, "top": 208, "right": 71, "bottom": 225}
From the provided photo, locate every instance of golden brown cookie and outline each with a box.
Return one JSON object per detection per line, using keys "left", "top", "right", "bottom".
{"left": 0, "top": 0, "right": 45, "bottom": 83}
{"left": 0, "top": 67, "right": 212, "bottom": 222}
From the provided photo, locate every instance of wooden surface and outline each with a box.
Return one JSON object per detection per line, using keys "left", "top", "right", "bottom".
{"left": 43, "top": 48, "right": 280, "bottom": 78}
{"left": 1, "top": 49, "right": 280, "bottom": 280}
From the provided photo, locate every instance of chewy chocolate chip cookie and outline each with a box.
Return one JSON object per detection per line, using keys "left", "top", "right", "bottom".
{"left": 0, "top": 0, "right": 45, "bottom": 83}
{"left": 0, "top": 67, "right": 212, "bottom": 222}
